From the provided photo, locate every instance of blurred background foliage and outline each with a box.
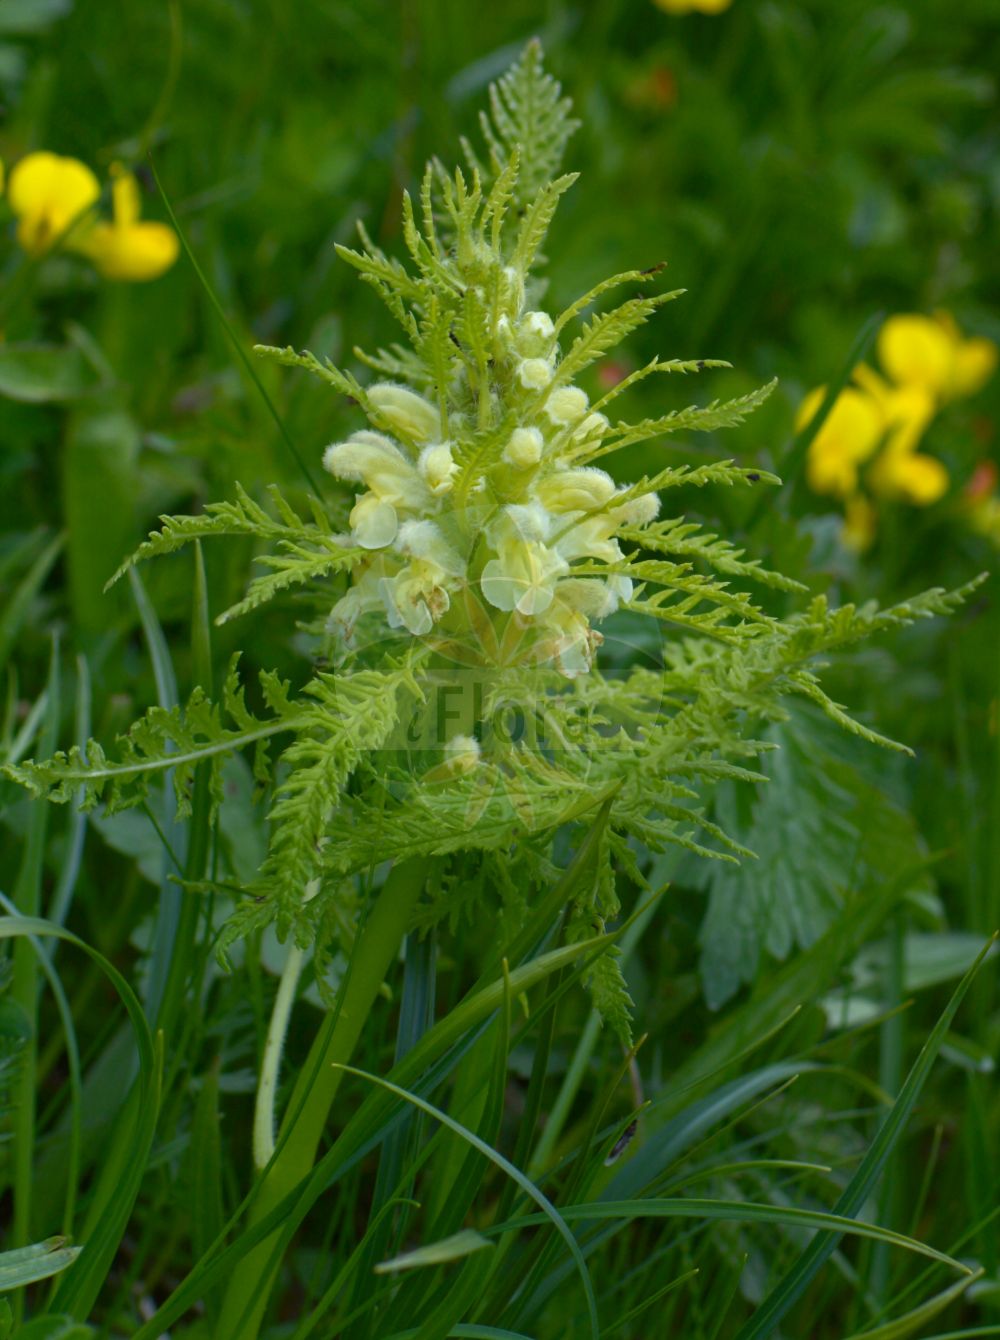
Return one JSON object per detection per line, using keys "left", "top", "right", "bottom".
{"left": 1, "top": 0, "right": 999, "bottom": 1334}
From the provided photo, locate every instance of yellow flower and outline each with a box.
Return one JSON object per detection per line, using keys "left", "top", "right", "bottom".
{"left": 878, "top": 312, "right": 997, "bottom": 403}
{"left": 797, "top": 385, "right": 882, "bottom": 499}
{"left": 869, "top": 450, "right": 949, "bottom": 506}
{"left": 76, "top": 162, "right": 178, "bottom": 281}
{"left": 849, "top": 364, "right": 947, "bottom": 503}
{"left": 654, "top": 0, "right": 732, "bottom": 11}
{"left": 6, "top": 151, "right": 100, "bottom": 255}
{"left": 323, "top": 429, "right": 430, "bottom": 549}
{"left": 852, "top": 364, "right": 936, "bottom": 456}
{"left": 842, "top": 494, "right": 877, "bottom": 552}
{"left": 798, "top": 364, "right": 949, "bottom": 514}
{"left": 481, "top": 503, "right": 570, "bottom": 617}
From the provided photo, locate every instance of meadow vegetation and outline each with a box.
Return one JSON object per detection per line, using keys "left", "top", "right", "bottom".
{"left": 0, "top": 4, "right": 998, "bottom": 1337}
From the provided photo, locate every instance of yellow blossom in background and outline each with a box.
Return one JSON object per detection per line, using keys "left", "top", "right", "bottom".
{"left": 851, "top": 364, "right": 936, "bottom": 458}
{"left": 74, "top": 162, "right": 179, "bottom": 282}
{"left": 849, "top": 363, "right": 947, "bottom": 503}
{"left": 4, "top": 152, "right": 177, "bottom": 282}
{"left": 653, "top": 0, "right": 732, "bottom": 13}
{"left": 869, "top": 447, "right": 949, "bottom": 506}
{"left": 796, "top": 385, "right": 881, "bottom": 498}
{"left": 799, "top": 309, "right": 997, "bottom": 548}
{"left": 879, "top": 312, "right": 998, "bottom": 403}
{"left": 6, "top": 150, "right": 100, "bottom": 255}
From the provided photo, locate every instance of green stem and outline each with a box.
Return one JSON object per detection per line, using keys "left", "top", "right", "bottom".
{"left": 254, "top": 909, "right": 313, "bottom": 1171}
{"left": 10, "top": 641, "right": 59, "bottom": 1325}
{"left": 216, "top": 856, "right": 430, "bottom": 1340}
{"left": 529, "top": 891, "right": 659, "bottom": 1177}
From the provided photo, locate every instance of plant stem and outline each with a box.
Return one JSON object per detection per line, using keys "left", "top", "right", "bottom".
{"left": 253, "top": 940, "right": 307, "bottom": 1170}
{"left": 10, "top": 641, "right": 59, "bottom": 1325}
{"left": 216, "top": 855, "right": 430, "bottom": 1340}
{"left": 529, "top": 891, "right": 660, "bottom": 1177}
{"left": 254, "top": 879, "right": 322, "bottom": 1169}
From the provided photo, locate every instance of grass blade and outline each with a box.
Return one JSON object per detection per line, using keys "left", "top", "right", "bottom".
{"left": 0, "top": 916, "right": 161, "bottom": 1319}
{"left": 747, "top": 309, "right": 882, "bottom": 532}
{"left": 147, "top": 156, "right": 321, "bottom": 494}
{"left": 332, "top": 1063, "right": 602, "bottom": 1340}
{"left": 843, "top": 1269, "right": 984, "bottom": 1339}
{"left": 733, "top": 934, "right": 996, "bottom": 1340}
{"left": 489, "top": 1199, "right": 971, "bottom": 1273}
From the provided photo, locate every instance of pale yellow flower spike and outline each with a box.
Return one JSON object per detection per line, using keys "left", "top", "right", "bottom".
{"left": 6, "top": 151, "right": 100, "bottom": 256}
{"left": 79, "top": 162, "right": 179, "bottom": 282}
{"left": 879, "top": 312, "right": 998, "bottom": 403}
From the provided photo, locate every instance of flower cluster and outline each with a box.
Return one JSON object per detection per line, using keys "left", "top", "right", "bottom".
{"left": 799, "top": 312, "right": 997, "bottom": 549}
{"left": 323, "top": 333, "right": 660, "bottom": 678}
{"left": 2, "top": 151, "right": 178, "bottom": 281}
{"left": 248, "top": 45, "right": 776, "bottom": 688}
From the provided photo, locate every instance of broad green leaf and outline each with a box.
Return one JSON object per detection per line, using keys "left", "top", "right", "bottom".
{"left": 697, "top": 704, "right": 929, "bottom": 1008}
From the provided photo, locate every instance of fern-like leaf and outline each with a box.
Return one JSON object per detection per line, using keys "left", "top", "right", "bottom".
{"left": 587, "top": 378, "right": 778, "bottom": 462}
{"left": 470, "top": 38, "right": 580, "bottom": 205}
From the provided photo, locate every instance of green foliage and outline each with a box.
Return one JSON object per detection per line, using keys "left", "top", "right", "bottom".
{"left": 109, "top": 482, "right": 360, "bottom": 624}
{"left": 1, "top": 18, "right": 997, "bottom": 1340}
{"left": 463, "top": 36, "right": 580, "bottom": 207}
{"left": 0, "top": 1239, "right": 82, "bottom": 1293}
{"left": 696, "top": 704, "right": 932, "bottom": 1009}
{"left": 587, "top": 377, "right": 780, "bottom": 461}
{"left": 5, "top": 655, "right": 291, "bottom": 818}
{"left": 7, "top": 33, "right": 981, "bottom": 1038}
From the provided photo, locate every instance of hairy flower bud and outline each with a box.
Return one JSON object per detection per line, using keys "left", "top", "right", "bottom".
{"left": 545, "top": 385, "right": 589, "bottom": 426}
{"left": 516, "top": 310, "right": 556, "bottom": 357}
{"left": 517, "top": 358, "right": 553, "bottom": 391}
{"left": 419, "top": 442, "right": 458, "bottom": 495}
{"left": 534, "top": 467, "right": 616, "bottom": 513}
{"left": 503, "top": 427, "right": 544, "bottom": 468}
{"left": 368, "top": 383, "right": 442, "bottom": 444}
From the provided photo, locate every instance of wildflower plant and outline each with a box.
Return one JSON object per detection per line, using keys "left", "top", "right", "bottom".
{"left": 2, "top": 42, "right": 983, "bottom": 1339}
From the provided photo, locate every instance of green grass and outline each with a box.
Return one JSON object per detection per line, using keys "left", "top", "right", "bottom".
{"left": 0, "top": 2, "right": 998, "bottom": 1337}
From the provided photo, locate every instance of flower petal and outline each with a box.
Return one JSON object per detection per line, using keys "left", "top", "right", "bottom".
{"left": 351, "top": 495, "right": 399, "bottom": 549}
{"left": 8, "top": 151, "right": 100, "bottom": 255}
{"left": 878, "top": 315, "right": 953, "bottom": 397}
{"left": 951, "top": 337, "right": 998, "bottom": 400}
{"left": 84, "top": 220, "right": 179, "bottom": 281}
{"left": 109, "top": 163, "right": 142, "bottom": 227}
{"left": 871, "top": 451, "right": 949, "bottom": 505}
